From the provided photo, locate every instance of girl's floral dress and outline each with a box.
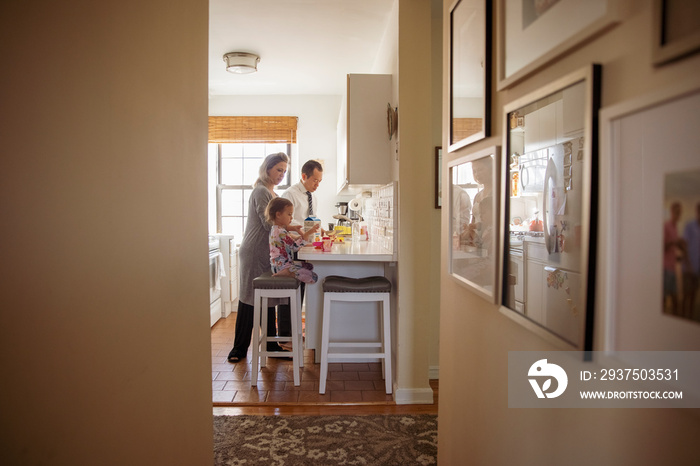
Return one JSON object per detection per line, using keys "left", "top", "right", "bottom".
{"left": 269, "top": 225, "right": 318, "bottom": 284}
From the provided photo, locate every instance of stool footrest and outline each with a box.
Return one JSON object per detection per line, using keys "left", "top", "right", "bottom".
{"left": 259, "top": 352, "right": 293, "bottom": 358}
{"left": 326, "top": 353, "right": 387, "bottom": 359}
{"left": 265, "top": 336, "right": 294, "bottom": 342}
{"left": 329, "top": 342, "right": 382, "bottom": 348}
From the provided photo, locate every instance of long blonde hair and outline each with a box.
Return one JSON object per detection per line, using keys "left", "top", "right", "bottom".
{"left": 255, "top": 152, "right": 289, "bottom": 187}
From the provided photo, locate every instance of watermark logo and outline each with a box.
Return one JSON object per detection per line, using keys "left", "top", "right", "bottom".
{"left": 528, "top": 359, "right": 568, "bottom": 399}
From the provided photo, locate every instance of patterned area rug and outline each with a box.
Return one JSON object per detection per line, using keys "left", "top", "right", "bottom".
{"left": 213, "top": 414, "right": 438, "bottom": 465}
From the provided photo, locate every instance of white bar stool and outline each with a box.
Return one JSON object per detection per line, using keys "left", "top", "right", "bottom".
{"left": 251, "top": 271, "right": 303, "bottom": 386}
{"left": 319, "top": 275, "right": 392, "bottom": 394}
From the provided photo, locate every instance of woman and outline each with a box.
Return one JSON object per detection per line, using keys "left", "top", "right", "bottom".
{"left": 227, "top": 152, "right": 290, "bottom": 363}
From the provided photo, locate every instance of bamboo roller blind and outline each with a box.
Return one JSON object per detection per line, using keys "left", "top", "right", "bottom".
{"left": 208, "top": 116, "right": 298, "bottom": 143}
{"left": 452, "top": 118, "right": 482, "bottom": 142}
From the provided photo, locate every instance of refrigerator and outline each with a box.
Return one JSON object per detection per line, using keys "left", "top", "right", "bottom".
{"left": 539, "top": 139, "right": 585, "bottom": 346}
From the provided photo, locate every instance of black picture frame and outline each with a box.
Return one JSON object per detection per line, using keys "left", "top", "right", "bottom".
{"left": 448, "top": 0, "right": 491, "bottom": 152}
{"left": 652, "top": 0, "right": 700, "bottom": 66}
{"left": 499, "top": 64, "right": 601, "bottom": 351}
{"left": 435, "top": 147, "right": 442, "bottom": 209}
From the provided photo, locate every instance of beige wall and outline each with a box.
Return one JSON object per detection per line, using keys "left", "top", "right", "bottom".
{"left": 429, "top": 0, "right": 444, "bottom": 377}
{"left": 393, "top": 0, "right": 438, "bottom": 402}
{"left": 0, "top": 1, "right": 213, "bottom": 464}
{"left": 438, "top": 0, "right": 700, "bottom": 464}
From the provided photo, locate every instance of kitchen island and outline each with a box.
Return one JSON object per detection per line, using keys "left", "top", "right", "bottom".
{"left": 298, "top": 240, "right": 397, "bottom": 363}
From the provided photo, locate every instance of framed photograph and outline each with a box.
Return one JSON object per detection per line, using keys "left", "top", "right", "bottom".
{"left": 652, "top": 0, "right": 700, "bottom": 66}
{"left": 599, "top": 80, "right": 700, "bottom": 351}
{"left": 448, "top": 0, "right": 491, "bottom": 152}
{"left": 435, "top": 147, "right": 443, "bottom": 209}
{"left": 499, "top": 64, "right": 601, "bottom": 351}
{"left": 448, "top": 145, "right": 501, "bottom": 303}
{"left": 496, "top": 0, "right": 619, "bottom": 90}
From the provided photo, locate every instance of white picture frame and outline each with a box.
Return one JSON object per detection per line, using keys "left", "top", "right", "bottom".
{"left": 448, "top": 145, "right": 501, "bottom": 303}
{"left": 496, "top": 0, "right": 620, "bottom": 90}
{"left": 599, "top": 79, "right": 700, "bottom": 351}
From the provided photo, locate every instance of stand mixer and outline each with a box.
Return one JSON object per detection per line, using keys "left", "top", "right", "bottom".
{"left": 333, "top": 202, "right": 351, "bottom": 229}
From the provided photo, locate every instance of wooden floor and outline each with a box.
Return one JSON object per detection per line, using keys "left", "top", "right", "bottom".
{"left": 211, "top": 312, "right": 438, "bottom": 416}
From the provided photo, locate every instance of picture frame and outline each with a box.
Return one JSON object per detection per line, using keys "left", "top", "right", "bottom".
{"left": 448, "top": 0, "right": 492, "bottom": 152}
{"left": 599, "top": 79, "right": 700, "bottom": 351}
{"left": 448, "top": 145, "right": 501, "bottom": 303}
{"left": 435, "top": 147, "right": 442, "bottom": 209}
{"left": 651, "top": 0, "right": 700, "bottom": 66}
{"left": 496, "top": 0, "right": 619, "bottom": 90}
{"left": 499, "top": 64, "right": 601, "bottom": 351}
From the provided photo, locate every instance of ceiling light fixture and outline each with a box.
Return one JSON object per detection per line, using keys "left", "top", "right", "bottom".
{"left": 223, "top": 52, "right": 260, "bottom": 74}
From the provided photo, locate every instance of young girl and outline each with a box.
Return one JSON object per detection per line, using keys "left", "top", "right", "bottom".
{"left": 266, "top": 197, "right": 320, "bottom": 284}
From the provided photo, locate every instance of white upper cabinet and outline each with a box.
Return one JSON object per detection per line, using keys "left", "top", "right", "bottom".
{"left": 337, "top": 74, "right": 392, "bottom": 194}
{"left": 523, "top": 96, "right": 581, "bottom": 154}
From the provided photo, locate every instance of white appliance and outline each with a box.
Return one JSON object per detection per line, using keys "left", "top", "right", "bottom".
{"left": 208, "top": 236, "right": 224, "bottom": 327}
{"left": 518, "top": 149, "right": 548, "bottom": 194}
{"left": 215, "top": 235, "right": 237, "bottom": 319}
{"left": 506, "top": 138, "right": 586, "bottom": 347}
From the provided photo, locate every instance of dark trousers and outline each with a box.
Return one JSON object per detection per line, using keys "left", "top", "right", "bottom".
{"left": 228, "top": 301, "right": 277, "bottom": 359}
{"left": 228, "top": 284, "right": 305, "bottom": 358}
{"left": 275, "top": 282, "right": 305, "bottom": 336}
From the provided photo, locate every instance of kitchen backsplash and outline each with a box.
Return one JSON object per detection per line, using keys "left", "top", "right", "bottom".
{"left": 365, "top": 181, "right": 397, "bottom": 252}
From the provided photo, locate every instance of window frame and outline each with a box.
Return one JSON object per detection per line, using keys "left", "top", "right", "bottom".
{"left": 214, "top": 142, "right": 293, "bottom": 237}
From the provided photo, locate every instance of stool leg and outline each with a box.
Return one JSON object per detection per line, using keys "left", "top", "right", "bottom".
{"left": 289, "top": 291, "right": 300, "bottom": 386}
{"left": 260, "top": 296, "right": 269, "bottom": 368}
{"left": 382, "top": 294, "right": 392, "bottom": 394}
{"left": 319, "top": 292, "right": 332, "bottom": 394}
{"left": 251, "top": 289, "right": 261, "bottom": 387}
{"left": 296, "top": 287, "right": 304, "bottom": 369}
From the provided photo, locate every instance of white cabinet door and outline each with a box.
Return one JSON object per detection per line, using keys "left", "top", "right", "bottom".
{"left": 539, "top": 103, "right": 556, "bottom": 149}
{"left": 562, "top": 85, "right": 585, "bottom": 136}
{"left": 337, "top": 74, "right": 392, "bottom": 193}
{"left": 523, "top": 110, "right": 541, "bottom": 153}
{"left": 509, "top": 253, "right": 524, "bottom": 309}
{"left": 229, "top": 247, "right": 238, "bottom": 304}
{"left": 555, "top": 99, "right": 565, "bottom": 143}
{"left": 525, "top": 260, "right": 545, "bottom": 324}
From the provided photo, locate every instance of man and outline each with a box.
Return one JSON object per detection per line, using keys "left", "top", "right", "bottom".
{"left": 274, "top": 159, "right": 324, "bottom": 348}
{"left": 682, "top": 202, "right": 700, "bottom": 320}
{"left": 281, "top": 159, "right": 324, "bottom": 226}
{"left": 663, "top": 202, "right": 685, "bottom": 315}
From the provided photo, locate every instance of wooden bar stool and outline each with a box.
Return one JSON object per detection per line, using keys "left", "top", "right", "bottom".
{"left": 319, "top": 275, "right": 392, "bottom": 394}
{"left": 251, "top": 271, "right": 303, "bottom": 386}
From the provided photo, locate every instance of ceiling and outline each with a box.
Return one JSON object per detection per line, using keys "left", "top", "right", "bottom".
{"left": 208, "top": 0, "right": 395, "bottom": 96}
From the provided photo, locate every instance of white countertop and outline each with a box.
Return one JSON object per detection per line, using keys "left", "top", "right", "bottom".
{"left": 298, "top": 241, "right": 395, "bottom": 262}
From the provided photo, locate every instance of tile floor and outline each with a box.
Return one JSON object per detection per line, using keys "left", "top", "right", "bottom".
{"left": 211, "top": 312, "right": 395, "bottom": 404}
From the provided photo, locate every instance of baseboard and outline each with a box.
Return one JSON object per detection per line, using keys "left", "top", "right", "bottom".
{"left": 223, "top": 300, "right": 234, "bottom": 318}
{"left": 393, "top": 386, "right": 434, "bottom": 405}
{"left": 428, "top": 365, "right": 439, "bottom": 380}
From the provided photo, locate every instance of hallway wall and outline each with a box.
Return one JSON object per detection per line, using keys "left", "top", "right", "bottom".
{"left": 0, "top": 1, "right": 213, "bottom": 463}
{"left": 438, "top": 0, "right": 700, "bottom": 464}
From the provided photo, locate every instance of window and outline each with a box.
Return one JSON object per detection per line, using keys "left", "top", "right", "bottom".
{"left": 210, "top": 142, "right": 293, "bottom": 240}
{"left": 208, "top": 116, "right": 298, "bottom": 241}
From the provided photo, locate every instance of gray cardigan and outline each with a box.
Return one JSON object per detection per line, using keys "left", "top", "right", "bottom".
{"left": 237, "top": 184, "right": 274, "bottom": 305}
